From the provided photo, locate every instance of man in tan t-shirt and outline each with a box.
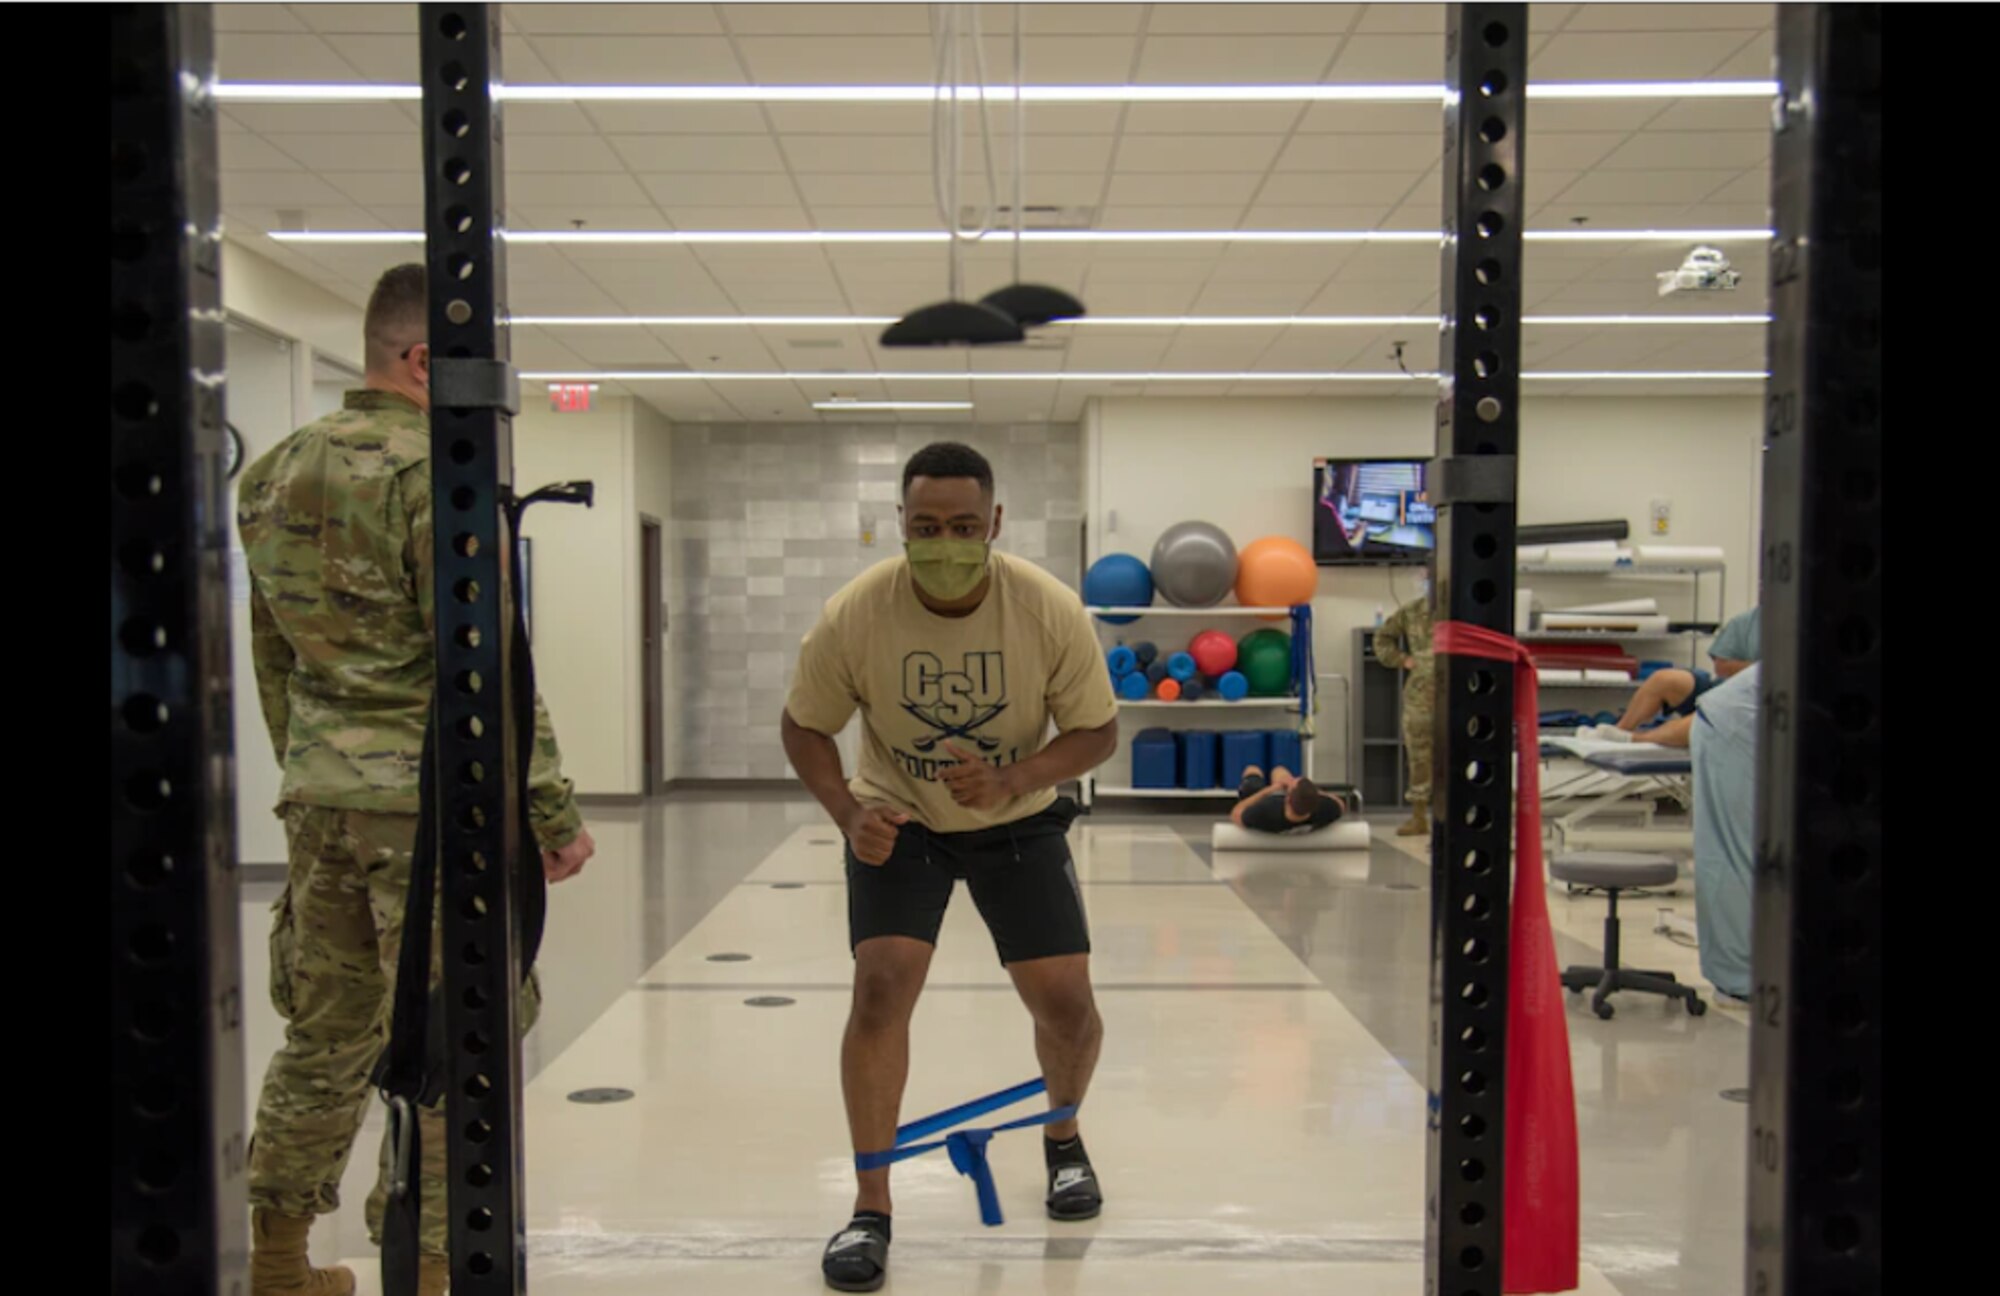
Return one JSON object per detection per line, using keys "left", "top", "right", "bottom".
{"left": 781, "top": 442, "right": 1119, "bottom": 1293}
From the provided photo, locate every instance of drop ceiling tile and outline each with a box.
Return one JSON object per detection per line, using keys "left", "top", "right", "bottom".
{"left": 779, "top": 135, "right": 931, "bottom": 174}
{"left": 734, "top": 36, "right": 935, "bottom": 82}
{"left": 1304, "top": 280, "right": 1436, "bottom": 313}
{"left": 1255, "top": 171, "right": 1427, "bottom": 205}
{"left": 1529, "top": 32, "right": 1753, "bottom": 79}
{"left": 631, "top": 172, "right": 803, "bottom": 206}
{"left": 1559, "top": 3, "right": 1772, "bottom": 31}
{"left": 613, "top": 134, "right": 789, "bottom": 172}
{"left": 1353, "top": 4, "right": 1447, "bottom": 34}
{"left": 1112, "top": 134, "right": 1285, "bottom": 173}
{"left": 1275, "top": 134, "right": 1438, "bottom": 172}
{"left": 1530, "top": 133, "right": 1632, "bottom": 172}
{"left": 1104, "top": 174, "right": 1264, "bottom": 206}
{"left": 1528, "top": 101, "right": 1664, "bottom": 133}
{"left": 509, "top": 4, "right": 726, "bottom": 34}
{"left": 580, "top": 103, "right": 774, "bottom": 134}
{"left": 1599, "top": 131, "right": 1769, "bottom": 171}
{"left": 506, "top": 133, "right": 634, "bottom": 172}
{"left": 1072, "top": 283, "right": 1203, "bottom": 313}
{"left": 217, "top": 32, "right": 361, "bottom": 79}
{"left": 221, "top": 103, "right": 416, "bottom": 134}
{"left": 507, "top": 103, "right": 602, "bottom": 135}
{"left": 657, "top": 205, "right": 815, "bottom": 228}
{"left": 1090, "top": 206, "right": 1253, "bottom": 232}
{"left": 1119, "top": 104, "right": 1305, "bottom": 135}
{"left": 529, "top": 36, "right": 747, "bottom": 83}
{"left": 807, "top": 206, "right": 940, "bottom": 230}
{"left": 1243, "top": 203, "right": 1402, "bottom": 230}
{"left": 1021, "top": 135, "right": 1119, "bottom": 174}
{"left": 722, "top": 3, "right": 930, "bottom": 34}
{"left": 319, "top": 35, "right": 426, "bottom": 81}
{"left": 264, "top": 132, "right": 422, "bottom": 171}
{"left": 511, "top": 205, "right": 674, "bottom": 232}
{"left": 1709, "top": 32, "right": 1777, "bottom": 78}
{"left": 793, "top": 173, "right": 935, "bottom": 206}
{"left": 222, "top": 171, "right": 361, "bottom": 206}
{"left": 510, "top": 171, "right": 655, "bottom": 205}
{"left": 1144, "top": 4, "right": 1362, "bottom": 33}
{"left": 321, "top": 172, "right": 424, "bottom": 206}
{"left": 1646, "top": 99, "right": 1778, "bottom": 132}
{"left": 1060, "top": 336, "right": 1176, "bottom": 369}
{"left": 1324, "top": 35, "right": 1448, "bottom": 82}
{"left": 1554, "top": 168, "right": 1745, "bottom": 205}
{"left": 1187, "top": 281, "right": 1321, "bottom": 313}
{"left": 1133, "top": 36, "right": 1343, "bottom": 83}
{"left": 1010, "top": 3, "right": 1145, "bottom": 34}
{"left": 290, "top": 4, "right": 418, "bottom": 33}
{"left": 220, "top": 133, "right": 305, "bottom": 171}
{"left": 1294, "top": 102, "right": 1442, "bottom": 134}
{"left": 218, "top": 4, "right": 305, "bottom": 33}
{"left": 972, "top": 36, "right": 1145, "bottom": 83}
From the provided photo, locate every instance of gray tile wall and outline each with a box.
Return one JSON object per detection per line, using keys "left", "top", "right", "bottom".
{"left": 669, "top": 422, "right": 1084, "bottom": 778}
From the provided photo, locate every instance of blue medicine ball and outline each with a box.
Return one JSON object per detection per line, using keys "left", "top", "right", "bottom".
{"left": 1084, "top": 554, "right": 1154, "bottom": 625}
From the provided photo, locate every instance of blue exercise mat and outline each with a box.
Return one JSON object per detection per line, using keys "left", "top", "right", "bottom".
{"left": 852, "top": 1078, "right": 1078, "bottom": 1226}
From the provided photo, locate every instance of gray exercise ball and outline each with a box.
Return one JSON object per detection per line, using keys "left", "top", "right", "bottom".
{"left": 1150, "top": 521, "right": 1239, "bottom": 607}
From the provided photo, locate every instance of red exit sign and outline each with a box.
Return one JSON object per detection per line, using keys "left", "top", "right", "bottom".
{"left": 548, "top": 383, "right": 598, "bottom": 413}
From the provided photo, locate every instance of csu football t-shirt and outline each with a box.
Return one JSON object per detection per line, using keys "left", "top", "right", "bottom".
{"left": 786, "top": 551, "right": 1119, "bottom": 833}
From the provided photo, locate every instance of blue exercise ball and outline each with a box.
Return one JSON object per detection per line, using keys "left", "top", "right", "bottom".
{"left": 1217, "top": 671, "right": 1250, "bottom": 702}
{"left": 1117, "top": 672, "right": 1151, "bottom": 701}
{"left": 1107, "top": 645, "right": 1138, "bottom": 676}
{"left": 1084, "top": 553, "right": 1154, "bottom": 624}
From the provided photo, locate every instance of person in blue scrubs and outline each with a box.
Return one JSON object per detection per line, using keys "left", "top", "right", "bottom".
{"left": 1631, "top": 664, "right": 1759, "bottom": 1001}
{"left": 1707, "top": 606, "right": 1760, "bottom": 679}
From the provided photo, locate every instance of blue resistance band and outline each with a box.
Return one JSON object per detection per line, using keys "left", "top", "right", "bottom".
{"left": 852, "top": 1078, "right": 1078, "bottom": 1226}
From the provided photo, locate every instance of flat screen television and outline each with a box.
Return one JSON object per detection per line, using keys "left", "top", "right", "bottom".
{"left": 1313, "top": 458, "right": 1434, "bottom": 565}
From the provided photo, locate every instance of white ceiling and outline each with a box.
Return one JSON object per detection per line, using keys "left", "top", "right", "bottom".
{"left": 215, "top": 2, "right": 1776, "bottom": 424}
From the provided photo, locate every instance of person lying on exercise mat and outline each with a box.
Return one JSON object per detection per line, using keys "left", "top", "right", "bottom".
{"left": 1231, "top": 765, "right": 1348, "bottom": 834}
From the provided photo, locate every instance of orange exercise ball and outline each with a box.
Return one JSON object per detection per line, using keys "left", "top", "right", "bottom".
{"left": 1234, "top": 535, "right": 1319, "bottom": 614}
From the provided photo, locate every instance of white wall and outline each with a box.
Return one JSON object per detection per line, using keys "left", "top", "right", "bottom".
{"left": 224, "top": 320, "right": 304, "bottom": 865}
{"left": 632, "top": 400, "right": 680, "bottom": 786}
{"left": 1084, "top": 395, "right": 1761, "bottom": 781}
{"left": 222, "top": 241, "right": 366, "bottom": 372}
{"left": 515, "top": 399, "right": 643, "bottom": 797}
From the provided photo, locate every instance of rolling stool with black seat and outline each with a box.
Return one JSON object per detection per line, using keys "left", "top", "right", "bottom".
{"left": 1550, "top": 851, "right": 1707, "bottom": 1020}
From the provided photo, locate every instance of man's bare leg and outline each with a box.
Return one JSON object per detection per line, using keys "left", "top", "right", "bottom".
{"left": 1007, "top": 954, "right": 1102, "bottom": 1141}
{"left": 842, "top": 936, "right": 934, "bottom": 1216}
{"left": 1616, "top": 669, "right": 1696, "bottom": 730}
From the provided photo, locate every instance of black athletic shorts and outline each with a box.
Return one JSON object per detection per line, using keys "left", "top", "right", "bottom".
{"left": 845, "top": 797, "right": 1089, "bottom": 965}
{"left": 1666, "top": 668, "right": 1719, "bottom": 718}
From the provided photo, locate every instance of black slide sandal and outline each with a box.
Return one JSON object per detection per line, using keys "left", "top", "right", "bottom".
{"left": 1046, "top": 1161, "right": 1104, "bottom": 1222}
{"left": 822, "top": 1215, "right": 891, "bottom": 1293}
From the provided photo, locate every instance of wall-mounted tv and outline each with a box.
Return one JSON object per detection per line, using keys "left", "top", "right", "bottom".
{"left": 1313, "top": 458, "right": 1434, "bottom": 565}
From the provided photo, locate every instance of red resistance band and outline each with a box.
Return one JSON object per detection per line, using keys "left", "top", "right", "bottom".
{"left": 1432, "top": 621, "right": 1580, "bottom": 1295}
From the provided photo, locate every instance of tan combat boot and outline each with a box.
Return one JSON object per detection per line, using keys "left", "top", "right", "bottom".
{"left": 419, "top": 1254, "right": 449, "bottom": 1296}
{"left": 250, "top": 1209, "right": 356, "bottom": 1296}
{"left": 1397, "top": 801, "right": 1429, "bottom": 837}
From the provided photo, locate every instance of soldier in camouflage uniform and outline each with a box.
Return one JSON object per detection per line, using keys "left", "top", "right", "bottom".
{"left": 1374, "top": 587, "right": 1435, "bottom": 837}
{"left": 237, "top": 265, "right": 594, "bottom": 1296}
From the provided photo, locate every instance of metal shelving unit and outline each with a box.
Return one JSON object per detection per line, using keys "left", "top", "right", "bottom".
{"left": 1083, "top": 604, "right": 1313, "bottom": 807}
{"left": 1519, "top": 561, "right": 1726, "bottom": 670}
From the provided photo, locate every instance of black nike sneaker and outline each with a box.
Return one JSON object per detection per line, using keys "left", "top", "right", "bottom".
{"left": 822, "top": 1212, "right": 891, "bottom": 1292}
{"left": 1045, "top": 1135, "right": 1104, "bottom": 1221}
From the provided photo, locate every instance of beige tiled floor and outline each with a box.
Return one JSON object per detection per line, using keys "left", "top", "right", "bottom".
{"left": 242, "top": 809, "right": 1718, "bottom": 1293}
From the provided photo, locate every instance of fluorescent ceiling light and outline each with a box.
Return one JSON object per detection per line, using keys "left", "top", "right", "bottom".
{"left": 814, "top": 400, "right": 974, "bottom": 411}
{"left": 519, "top": 369, "right": 1765, "bottom": 383}
{"left": 215, "top": 80, "right": 1777, "bottom": 105}
{"left": 509, "top": 313, "right": 1768, "bottom": 329}
{"left": 269, "top": 228, "right": 1771, "bottom": 247}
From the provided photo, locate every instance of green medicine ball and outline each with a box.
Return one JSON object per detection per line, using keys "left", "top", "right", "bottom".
{"left": 1236, "top": 627, "right": 1292, "bottom": 697}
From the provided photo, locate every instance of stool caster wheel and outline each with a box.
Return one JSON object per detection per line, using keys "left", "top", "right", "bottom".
{"left": 1593, "top": 1001, "right": 1615, "bottom": 1020}
{"left": 1686, "top": 997, "right": 1707, "bottom": 1017}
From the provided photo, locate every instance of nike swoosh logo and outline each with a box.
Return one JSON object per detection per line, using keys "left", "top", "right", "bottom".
{"left": 1052, "top": 1167, "right": 1094, "bottom": 1194}
{"left": 829, "top": 1231, "right": 876, "bottom": 1252}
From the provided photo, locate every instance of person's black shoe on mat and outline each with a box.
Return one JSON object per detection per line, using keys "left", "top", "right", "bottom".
{"left": 1045, "top": 1133, "right": 1104, "bottom": 1221}
{"left": 823, "top": 1211, "right": 891, "bottom": 1292}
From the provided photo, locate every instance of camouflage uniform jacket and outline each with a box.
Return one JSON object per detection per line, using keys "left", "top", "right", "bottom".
{"left": 1373, "top": 596, "right": 1435, "bottom": 690}
{"left": 236, "top": 389, "right": 582, "bottom": 848}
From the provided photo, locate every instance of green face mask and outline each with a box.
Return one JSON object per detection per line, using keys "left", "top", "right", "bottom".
{"left": 906, "top": 537, "right": 991, "bottom": 601}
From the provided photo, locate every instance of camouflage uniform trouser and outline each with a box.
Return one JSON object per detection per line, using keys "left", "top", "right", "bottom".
{"left": 1402, "top": 667, "right": 1434, "bottom": 805}
{"left": 247, "top": 805, "right": 539, "bottom": 1258}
